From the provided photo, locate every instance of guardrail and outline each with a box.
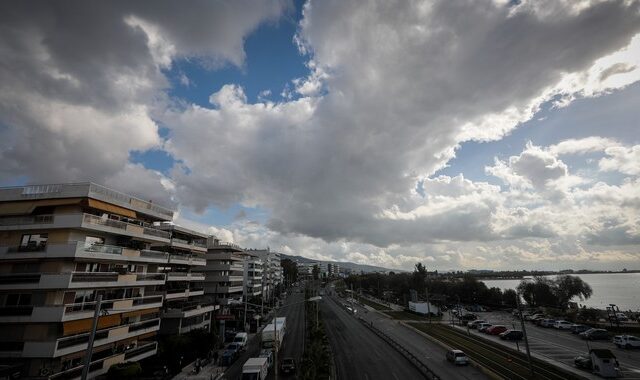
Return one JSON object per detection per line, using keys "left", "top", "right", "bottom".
{"left": 358, "top": 317, "right": 441, "bottom": 380}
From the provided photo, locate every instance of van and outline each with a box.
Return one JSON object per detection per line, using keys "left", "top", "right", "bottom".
{"left": 234, "top": 332, "right": 248, "bottom": 351}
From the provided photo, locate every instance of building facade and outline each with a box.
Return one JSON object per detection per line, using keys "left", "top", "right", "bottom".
{"left": 246, "top": 249, "right": 282, "bottom": 300}
{"left": 0, "top": 183, "right": 174, "bottom": 379}
{"left": 201, "top": 238, "right": 245, "bottom": 307}
{"left": 154, "top": 223, "right": 216, "bottom": 336}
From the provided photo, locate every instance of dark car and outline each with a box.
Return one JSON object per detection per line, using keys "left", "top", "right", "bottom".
{"left": 574, "top": 355, "right": 592, "bottom": 369}
{"left": 500, "top": 330, "right": 524, "bottom": 341}
{"left": 461, "top": 313, "right": 477, "bottom": 321}
{"left": 281, "top": 357, "right": 296, "bottom": 374}
{"left": 580, "top": 328, "right": 609, "bottom": 340}
{"left": 571, "top": 324, "right": 591, "bottom": 334}
{"left": 221, "top": 343, "right": 241, "bottom": 366}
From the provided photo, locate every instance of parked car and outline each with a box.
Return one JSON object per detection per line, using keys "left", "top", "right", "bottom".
{"left": 233, "top": 332, "right": 248, "bottom": 351}
{"left": 539, "top": 319, "right": 557, "bottom": 328}
{"left": 221, "top": 343, "right": 241, "bottom": 366}
{"left": 259, "top": 349, "right": 274, "bottom": 368}
{"left": 280, "top": 357, "right": 296, "bottom": 374}
{"left": 616, "top": 313, "right": 629, "bottom": 322}
{"left": 486, "top": 325, "right": 508, "bottom": 335}
{"left": 477, "top": 323, "right": 493, "bottom": 333}
{"left": 461, "top": 313, "right": 478, "bottom": 322}
{"left": 446, "top": 349, "right": 469, "bottom": 365}
{"left": 531, "top": 316, "right": 545, "bottom": 325}
{"left": 468, "top": 320, "right": 487, "bottom": 329}
{"left": 574, "top": 355, "right": 593, "bottom": 370}
{"left": 613, "top": 335, "right": 640, "bottom": 349}
{"left": 500, "top": 330, "right": 524, "bottom": 341}
{"left": 580, "top": 328, "right": 609, "bottom": 340}
{"left": 571, "top": 324, "right": 591, "bottom": 334}
{"left": 554, "top": 320, "right": 573, "bottom": 330}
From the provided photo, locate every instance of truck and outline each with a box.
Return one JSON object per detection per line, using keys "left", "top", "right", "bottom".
{"left": 261, "top": 319, "right": 286, "bottom": 349}
{"left": 241, "top": 357, "right": 269, "bottom": 380}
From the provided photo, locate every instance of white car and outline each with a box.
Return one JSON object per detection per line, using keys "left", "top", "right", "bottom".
{"left": 446, "top": 349, "right": 469, "bottom": 365}
{"left": 554, "top": 320, "right": 573, "bottom": 330}
{"left": 613, "top": 335, "right": 640, "bottom": 349}
{"left": 616, "top": 313, "right": 629, "bottom": 322}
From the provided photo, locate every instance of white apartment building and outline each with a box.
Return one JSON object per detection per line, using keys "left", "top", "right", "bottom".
{"left": 0, "top": 183, "right": 173, "bottom": 379}
{"left": 241, "top": 253, "right": 263, "bottom": 300}
{"left": 201, "top": 238, "right": 245, "bottom": 306}
{"left": 154, "top": 223, "right": 216, "bottom": 335}
{"left": 246, "top": 248, "right": 282, "bottom": 300}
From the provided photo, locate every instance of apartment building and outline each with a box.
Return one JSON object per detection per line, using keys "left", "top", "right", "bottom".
{"left": 153, "top": 223, "right": 216, "bottom": 336}
{"left": 0, "top": 183, "right": 174, "bottom": 379}
{"left": 201, "top": 238, "right": 245, "bottom": 307}
{"left": 241, "top": 254, "right": 263, "bottom": 301}
{"left": 246, "top": 249, "right": 282, "bottom": 300}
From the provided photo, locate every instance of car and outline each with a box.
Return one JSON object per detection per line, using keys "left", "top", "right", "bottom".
{"left": 461, "top": 313, "right": 478, "bottom": 322}
{"left": 571, "top": 324, "right": 591, "bottom": 334}
{"left": 580, "top": 328, "right": 609, "bottom": 340}
{"left": 446, "top": 349, "right": 469, "bottom": 365}
{"left": 477, "top": 323, "right": 493, "bottom": 333}
{"left": 233, "top": 332, "right": 248, "bottom": 351}
{"left": 539, "top": 319, "right": 557, "bottom": 328}
{"left": 574, "top": 355, "right": 593, "bottom": 370}
{"left": 531, "top": 316, "right": 545, "bottom": 325}
{"left": 280, "top": 357, "right": 296, "bottom": 374}
{"left": 486, "top": 325, "right": 508, "bottom": 335}
{"left": 221, "top": 343, "right": 241, "bottom": 366}
{"left": 613, "top": 335, "right": 640, "bottom": 349}
{"left": 554, "top": 320, "right": 573, "bottom": 330}
{"left": 259, "top": 349, "right": 274, "bottom": 368}
{"left": 616, "top": 313, "right": 629, "bottom": 322}
{"left": 500, "top": 330, "right": 524, "bottom": 341}
{"left": 468, "top": 320, "right": 487, "bottom": 329}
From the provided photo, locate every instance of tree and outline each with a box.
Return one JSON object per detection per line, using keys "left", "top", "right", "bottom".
{"left": 281, "top": 258, "right": 299, "bottom": 284}
{"left": 517, "top": 277, "right": 557, "bottom": 307}
{"left": 553, "top": 275, "right": 593, "bottom": 309}
{"left": 502, "top": 289, "right": 518, "bottom": 308}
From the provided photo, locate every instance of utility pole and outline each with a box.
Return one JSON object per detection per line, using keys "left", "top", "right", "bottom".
{"left": 81, "top": 294, "right": 102, "bottom": 380}
{"left": 274, "top": 304, "right": 279, "bottom": 380}
{"left": 425, "top": 286, "right": 431, "bottom": 324}
{"left": 516, "top": 292, "right": 535, "bottom": 377}
{"left": 243, "top": 290, "right": 248, "bottom": 332}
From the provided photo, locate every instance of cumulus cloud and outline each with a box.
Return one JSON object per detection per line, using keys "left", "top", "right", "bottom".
{"left": 2, "top": 0, "right": 640, "bottom": 270}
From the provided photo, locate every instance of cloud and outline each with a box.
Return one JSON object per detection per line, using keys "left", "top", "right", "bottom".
{"left": 599, "top": 145, "right": 640, "bottom": 175}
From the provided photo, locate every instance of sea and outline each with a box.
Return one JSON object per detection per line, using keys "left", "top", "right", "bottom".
{"left": 482, "top": 272, "right": 640, "bottom": 312}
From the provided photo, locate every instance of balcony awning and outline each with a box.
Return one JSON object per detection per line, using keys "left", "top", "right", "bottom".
{"left": 0, "top": 198, "right": 82, "bottom": 216}
{"left": 62, "top": 313, "right": 122, "bottom": 336}
{"left": 121, "top": 307, "right": 159, "bottom": 319}
{"left": 87, "top": 199, "right": 137, "bottom": 218}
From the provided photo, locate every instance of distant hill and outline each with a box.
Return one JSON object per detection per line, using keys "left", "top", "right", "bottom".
{"left": 281, "top": 254, "right": 403, "bottom": 273}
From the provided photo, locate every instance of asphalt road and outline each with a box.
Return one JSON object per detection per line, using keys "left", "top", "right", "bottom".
{"left": 464, "top": 311, "right": 640, "bottom": 379}
{"left": 345, "top": 299, "right": 488, "bottom": 380}
{"left": 223, "top": 288, "right": 305, "bottom": 380}
{"left": 322, "top": 294, "right": 428, "bottom": 380}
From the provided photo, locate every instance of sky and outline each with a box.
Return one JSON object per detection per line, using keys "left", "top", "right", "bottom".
{"left": 0, "top": 0, "right": 639, "bottom": 271}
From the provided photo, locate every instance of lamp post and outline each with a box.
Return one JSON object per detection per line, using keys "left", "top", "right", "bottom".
{"left": 81, "top": 295, "right": 103, "bottom": 380}
{"left": 516, "top": 291, "right": 535, "bottom": 377}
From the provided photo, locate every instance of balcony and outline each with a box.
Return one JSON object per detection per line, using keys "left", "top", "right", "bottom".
{"left": 49, "top": 342, "right": 157, "bottom": 380}
{"left": 166, "top": 272, "right": 206, "bottom": 282}
{"left": 16, "top": 319, "right": 160, "bottom": 358}
{"left": 179, "top": 318, "right": 211, "bottom": 334}
{"left": 168, "top": 254, "right": 207, "bottom": 266}
{"left": 82, "top": 213, "right": 171, "bottom": 242}
{"left": 0, "top": 295, "right": 163, "bottom": 323}
{"left": 170, "top": 238, "right": 208, "bottom": 253}
{"left": 163, "top": 303, "right": 217, "bottom": 319}
{"left": 0, "top": 271, "right": 166, "bottom": 290}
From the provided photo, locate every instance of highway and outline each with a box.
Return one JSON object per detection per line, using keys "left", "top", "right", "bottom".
{"left": 321, "top": 294, "right": 433, "bottom": 380}
{"left": 223, "top": 289, "right": 306, "bottom": 380}
{"left": 349, "top": 299, "right": 488, "bottom": 380}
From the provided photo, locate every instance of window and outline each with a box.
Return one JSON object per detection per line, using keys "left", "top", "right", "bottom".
{"left": 6, "top": 293, "right": 32, "bottom": 306}
{"left": 19, "top": 233, "right": 48, "bottom": 251}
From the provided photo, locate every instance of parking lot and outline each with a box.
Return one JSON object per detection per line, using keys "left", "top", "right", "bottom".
{"left": 452, "top": 310, "right": 640, "bottom": 379}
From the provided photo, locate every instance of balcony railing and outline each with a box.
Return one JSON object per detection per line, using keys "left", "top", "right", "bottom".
{"left": 124, "top": 342, "right": 157, "bottom": 360}
{"left": 82, "top": 214, "right": 170, "bottom": 239}
{"left": 0, "top": 305, "right": 34, "bottom": 316}
{"left": 172, "top": 237, "right": 189, "bottom": 244}
{"left": 0, "top": 214, "right": 54, "bottom": 226}
{"left": 128, "top": 318, "right": 160, "bottom": 332}
{"left": 71, "top": 272, "right": 119, "bottom": 283}
{"left": 136, "top": 273, "right": 166, "bottom": 282}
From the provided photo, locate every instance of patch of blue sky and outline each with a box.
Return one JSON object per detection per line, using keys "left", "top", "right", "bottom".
{"left": 180, "top": 203, "right": 269, "bottom": 228}
{"left": 438, "top": 82, "right": 640, "bottom": 183}
{"left": 130, "top": 149, "right": 177, "bottom": 175}
{"left": 166, "top": 0, "right": 308, "bottom": 106}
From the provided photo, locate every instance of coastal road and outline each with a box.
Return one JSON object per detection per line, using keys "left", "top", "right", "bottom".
{"left": 321, "top": 294, "right": 430, "bottom": 380}
{"left": 349, "top": 300, "right": 488, "bottom": 380}
{"left": 466, "top": 311, "right": 640, "bottom": 379}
